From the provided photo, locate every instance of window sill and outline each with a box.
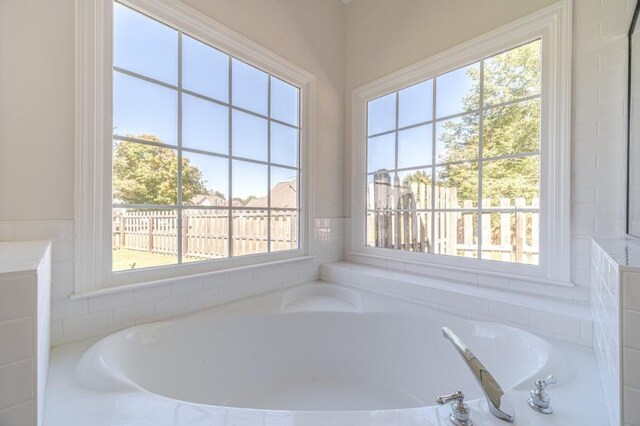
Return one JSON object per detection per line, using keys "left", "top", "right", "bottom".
{"left": 345, "top": 251, "right": 586, "bottom": 303}
{"left": 70, "top": 255, "right": 317, "bottom": 300}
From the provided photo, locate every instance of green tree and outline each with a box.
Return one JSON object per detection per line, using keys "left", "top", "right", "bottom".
{"left": 113, "top": 134, "right": 208, "bottom": 204}
{"left": 232, "top": 195, "right": 257, "bottom": 206}
{"left": 436, "top": 41, "right": 541, "bottom": 205}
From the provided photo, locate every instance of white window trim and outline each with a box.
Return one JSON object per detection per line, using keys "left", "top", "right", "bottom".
{"left": 350, "top": 1, "right": 572, "bottom": 284}
{"left": 75, "top": 0, "right": 316, "bottom": 294}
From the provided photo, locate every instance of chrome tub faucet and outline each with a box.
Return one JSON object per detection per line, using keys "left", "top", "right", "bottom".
{"left": 441, "top": 327, "right": 516, "bottom": 423}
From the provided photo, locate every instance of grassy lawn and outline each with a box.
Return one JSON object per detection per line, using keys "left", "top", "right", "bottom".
{"left": 112, "top": 249, "right": 177, "bottom": 271}
{"left": 112, "top": 249, "right": 219, "bottom": 271}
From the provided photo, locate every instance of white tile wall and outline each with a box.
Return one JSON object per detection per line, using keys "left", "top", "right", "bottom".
{"left": 592, "top": 239, "right": 621, "bottom": 426}
{"left": 623, "top": 267, "right": 640, "bottom": 426}
{"left": 592, "top": 237, "right": 640, "bottom": 426}
{"left": 0, "top": 241, "right": 51, "bottom": 426}
{"left": 571, "top": 0, "right": 634, "bottom": 294}
{"left": 321, "top": 261, "right": 593, "bottom": 346}
{"left": 0, "top": 218, "right": 345, "bottom": 346}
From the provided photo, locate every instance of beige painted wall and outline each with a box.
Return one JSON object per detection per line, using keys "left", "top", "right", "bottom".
{"left": 181, "top": 0, "right": 345, "bottom": 219}
{"left": 343, "top": 0, "right": 558, "bottom": 215}
{"left": 0, "top": 0, "right": 75, "bottom": 221}
{"left": 0, "top": 0, "right": 345, "bottom": 221}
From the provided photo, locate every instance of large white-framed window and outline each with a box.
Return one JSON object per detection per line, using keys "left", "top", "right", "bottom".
{"left": 76, "top": 0, "right": 316, "bottom": 293}
{"left": 350, "top": 2, "right": 571, "bottom": 283}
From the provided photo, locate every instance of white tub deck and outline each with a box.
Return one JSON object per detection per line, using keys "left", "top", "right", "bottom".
{"left": 44, "top": 283, "right": 608, "bottom": 426}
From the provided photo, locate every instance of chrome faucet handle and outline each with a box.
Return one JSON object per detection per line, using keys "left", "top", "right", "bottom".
{"left": 441, "top": 327, "right": 515, "bottom": 422}
{"left": 528, "top": 375, "right": 557, "bottom": 414}
{"left": 436, "top": 390, "right": 472, "bottom": 426}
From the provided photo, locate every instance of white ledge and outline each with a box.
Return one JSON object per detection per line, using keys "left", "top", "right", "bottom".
{"left": 322, "top": 261, "right": 591, "bottom": 321}
{"left": 347, "top": 251, "right": 574, "bottom": 287}
{"left": 70, "top": 255, "right": 317, "bottom": 300}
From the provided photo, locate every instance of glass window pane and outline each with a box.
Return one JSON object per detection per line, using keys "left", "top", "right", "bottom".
{"left": 434, "top": 211, "right": 477, "bottom": 258}
{"left": 182, "top": 209, "right": 229, "bottom": 262}
{"left": 480, "top": 211, "right": 539, "bottom": 265}
{"left": 271, "top": 209, "right": 298, "bottom": 252}
{"left": 366, "top": 210, "right": 430, "bottom": 252}
{"left": 395, "top": 169, "right": 432, "bottom": 210}
{"left": 112, "top": 208, "right": 178, "bottom": 271}
{"left": 436, "top": 63, "right": 480, "bottom": 119}
{"left": 367, "top": 93, "right": 396, "bottom": 136}
{"left": 232, "top": 160, "right": 268, "bottom": 207}
{"left": 182, "top": 152, "right": 228, "bottom": 205}
{"left": 182, "top": 94, "right": 228, "bottom": 154}
{"left": 483, "top": 99, "right": 540, "bottom": 158}
{"left": 398, "top": 124, "right": 432, "bottom": 169}
{"left": 398, "top": 80, "right": 433, "bottom": 128}
{"left": 435, "top": 113, "right": 479, "bottom": 164}
{"left": 232, "top": 209, "right": 268, "bottom": 255}
{"left": 484, "top": 40, "right": 541, "bottom": 106}
{"left": 367, "top": 171, "right": 396, "bottom": 210}
{"left": 271, "top": 77, "right": 299, "bottom": 126}
{"left": 114, "top": 3, "right": 178, "bottom": 85}
{"left": 271, "top": 123, "right": 298, "bottom": 167}
{"left": 270, "top": 167, "right": 298, "bottom": 209}
{"left": 232, "top": 59, "right": 268, "bottom": 115}
{"left": 182, "top": 35, "right": 229, "bottom": 102}
{"left": 232, "top": 110, "right": 268, "bottom": 161}
{"left": 435, "top": 163, "right": 478, "bottom": 208}
{"left": 113, "top": 72, "right": 178, "bottom": 145}
{"left": 367, "top": 133, "right": 395, "bottom": 173}
{"left": 112, "top": 141, "right": 177, "bottom": 205}
{"left": 482, "top": 156, "right": 540, "bottom": 208}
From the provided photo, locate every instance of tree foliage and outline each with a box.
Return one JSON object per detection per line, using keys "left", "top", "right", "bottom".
{"left": 113, "top": 134, "right": 208, "bottom": 205}
{"left": 406, "top": 41, "right": 541, "bottom": 205}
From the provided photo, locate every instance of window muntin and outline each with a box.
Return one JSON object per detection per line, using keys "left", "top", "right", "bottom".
{"left": 365, "top": 40, "right": 541, "bottom": 265}
{"left": 112, "top": 2, "right": 301, "bottom": 272}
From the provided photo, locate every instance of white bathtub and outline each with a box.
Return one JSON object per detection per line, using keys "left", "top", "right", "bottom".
{"left": 45, "top": 283, "right": 607, "bottom": 425}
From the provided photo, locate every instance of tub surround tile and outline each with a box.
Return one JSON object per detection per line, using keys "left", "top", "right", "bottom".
{"left": 0, "top": 218, "right": 343, "bottom": 347}
{"left": 0, "top": 241, "right": 51, "bottom": 426}
{"left": 345, "top": 251, "right": 591, "bottom": 304}
{"left": 113, "top": 301, "right": 155, "bottom": 326}
{"left": 321, "top": 261, "right": 592, "bottom": 346}
{"left": 62, "top": 310, "right": 113, "bottom": 337}
{"left": 625, "top": 386, "right": 640, "bottom": 425}
{"left": 87, "top": 291, "right": 134, "bottom": 312}
{"left": 0, "top": 400, "right": 35, "bottom": 426}
{"left": 0, "top": 359, "right": 33, "bottom": 411}
{"left": 0, "top": 318, "right": 33, "bottom": 367}
{"left": 592, "top": 237, "right": 640, "bottom": 426}
{"left": 171, "top": 278, "right": 204, "bottom": 296}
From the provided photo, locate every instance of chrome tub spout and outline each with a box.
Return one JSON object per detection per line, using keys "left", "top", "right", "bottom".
{"left": 441, "top": 327, "right": 515, "bottom": 422}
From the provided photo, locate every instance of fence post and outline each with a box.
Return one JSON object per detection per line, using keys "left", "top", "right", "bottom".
{"left": 147, "top": 214, "right": 154, "bottom": 252}
{"left": 500, "top": 198, "right": 511, "bottom": 262}
{"left": 462, "top": 199, "right": 473, "bottom": 257}
{"left": 182, "top": 212, "right": 189, "bottom": 257}
{"left": 515, "top": 198, "right": 526, "bottom": 263}
{"left": 532, "top": 197, "right": 540, "bottom": 264}
{"left": 481, "top": 199, "right": 491, "bottom": 259}
{"left": 119, "top": 213, "right": 125, "bottom": 249}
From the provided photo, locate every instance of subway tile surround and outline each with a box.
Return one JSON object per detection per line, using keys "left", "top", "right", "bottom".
{"left": 570, "top": 0, "right": 633, "bottom": 296}
{"left": 592, "top": 237, "right": 640, "bottom": 426}
{"left": 321, "top": 260, "right": 593, "bottom": 346}
{"left": 0, "top": 241, "right": 51, "bottom": 426}
{"left": 0, "top": 218, "right": 345, "bottom": 346}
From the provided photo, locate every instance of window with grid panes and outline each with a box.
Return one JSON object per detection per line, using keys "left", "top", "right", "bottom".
{"left": 365, "top": 40, "right": 541, "bottom": 265}
{"left": 112, "top": 2, "right": 301, "bottom": 272}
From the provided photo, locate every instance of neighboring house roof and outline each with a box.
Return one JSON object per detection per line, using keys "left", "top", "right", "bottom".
{"left": 191, "top": 195, "right": 227, "bottom": 206}
{"left": 246, "top": 178, "right": 297, "bottom": 208}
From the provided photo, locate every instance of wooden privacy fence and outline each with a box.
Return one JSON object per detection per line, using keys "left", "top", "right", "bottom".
{"left": 367, "top": 171, "right": 539, "bottom": 264}
{"left": 112, "top": 209, "right": 298, "bottom": 258}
